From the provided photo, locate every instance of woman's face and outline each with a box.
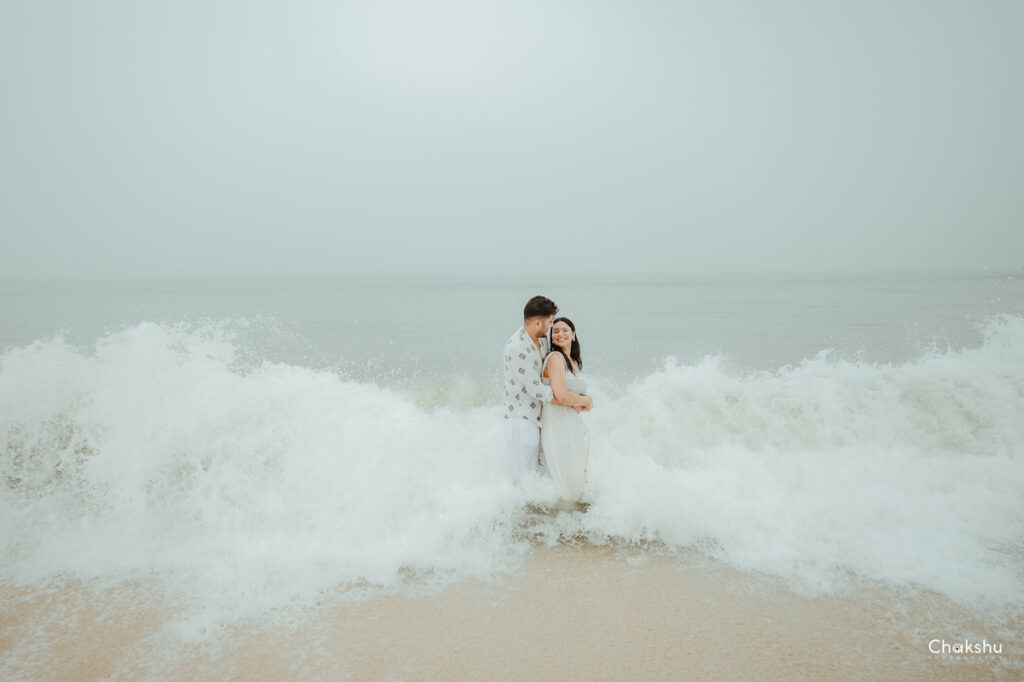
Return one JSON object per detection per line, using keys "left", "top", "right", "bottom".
{"left": 551, "top": 321, "right": 574, "bottom": 350}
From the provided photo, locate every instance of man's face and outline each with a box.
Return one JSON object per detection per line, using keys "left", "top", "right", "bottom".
{"left": 527, "top": 315, "right": 554, "bottom": 338}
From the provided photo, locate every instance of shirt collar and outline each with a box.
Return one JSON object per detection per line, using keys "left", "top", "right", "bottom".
{"left": 519, "top": 326, "right": 545, "bottom": 354}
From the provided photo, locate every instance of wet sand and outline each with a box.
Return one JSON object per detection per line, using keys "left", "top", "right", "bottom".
{"left": 1, "top": 546, "right": 1020, "bottom": 681}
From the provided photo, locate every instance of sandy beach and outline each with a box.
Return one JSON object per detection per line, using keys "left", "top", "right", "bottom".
{"left": 2, "top": 545, "right": 1019, "bottom": 681}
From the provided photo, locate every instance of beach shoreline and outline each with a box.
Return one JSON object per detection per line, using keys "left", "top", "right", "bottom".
{"left": 2, "top": 545, "right": 1019, "bottom": 681}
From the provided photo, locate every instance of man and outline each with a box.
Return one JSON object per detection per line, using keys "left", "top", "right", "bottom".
{"left": 503, "top": 295, "right": 593, "bottom": 481}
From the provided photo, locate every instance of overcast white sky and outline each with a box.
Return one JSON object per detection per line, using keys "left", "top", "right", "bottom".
{"left": 1, "top": 0, "right": 1022, "bottom": 277}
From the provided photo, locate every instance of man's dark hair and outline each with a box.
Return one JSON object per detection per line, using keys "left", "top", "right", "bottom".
{"left": 523, "top": 295, "right": 558, "bottom": 320}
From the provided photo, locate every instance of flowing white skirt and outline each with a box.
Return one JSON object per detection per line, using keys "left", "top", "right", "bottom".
{"left": 540, "top": 404, "right": 592, "bottom": 502}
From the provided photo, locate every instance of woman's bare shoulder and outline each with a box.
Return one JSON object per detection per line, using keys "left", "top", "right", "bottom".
{"left": 543, "top": 351, "right": 565, "bottom": 376}
{"left": 545, "top": 351, "right": 566, "bottom": 366}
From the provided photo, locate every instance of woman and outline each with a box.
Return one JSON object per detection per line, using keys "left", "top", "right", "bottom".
{"left": 541, "top": 317, "right": 594, "bottom": 503}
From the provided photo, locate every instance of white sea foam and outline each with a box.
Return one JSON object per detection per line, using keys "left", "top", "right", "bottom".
{"left": 2, "top": 316, "right": 1022, "bottom": 631}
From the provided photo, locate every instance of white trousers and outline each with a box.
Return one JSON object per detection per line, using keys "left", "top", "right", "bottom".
{"left": 504, "top": 418, "right": 542, "bottom": 483}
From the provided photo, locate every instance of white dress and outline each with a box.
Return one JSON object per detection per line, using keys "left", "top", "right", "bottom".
{"left": 541, "top": 354, "right": 593, "bottom": 502}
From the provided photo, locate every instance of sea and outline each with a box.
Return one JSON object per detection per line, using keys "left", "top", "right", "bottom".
{"left": 1, "top": 271, "right": 1023, "bottom": 637}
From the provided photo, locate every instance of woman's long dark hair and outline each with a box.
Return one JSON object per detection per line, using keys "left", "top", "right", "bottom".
{"left": 548, "top": 317, "right": 582, "bottom": 374}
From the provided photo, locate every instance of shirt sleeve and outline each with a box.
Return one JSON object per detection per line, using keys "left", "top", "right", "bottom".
{"left": 510, "top": 344, "right": 554, "bottom": 403}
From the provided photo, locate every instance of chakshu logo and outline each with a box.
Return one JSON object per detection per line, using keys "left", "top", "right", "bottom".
{"left": 929, "top": 638, "right": 1003, "bottom": 656}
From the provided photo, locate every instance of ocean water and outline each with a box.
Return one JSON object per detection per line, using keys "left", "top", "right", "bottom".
{"left": 1, "top": 271, "right": 1023, "bottom": 634}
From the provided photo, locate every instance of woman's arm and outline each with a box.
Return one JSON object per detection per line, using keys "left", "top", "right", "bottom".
{"left": 544, "top": 353, "right": 593, "bottom": 409}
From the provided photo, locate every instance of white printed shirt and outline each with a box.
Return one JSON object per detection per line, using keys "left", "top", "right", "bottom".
{"left": 503, "top": 327, "right": 553, "bottom": 425}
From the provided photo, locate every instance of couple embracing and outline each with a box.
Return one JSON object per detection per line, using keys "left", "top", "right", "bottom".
{"left": 502, "top": 295, "right": 594, "bottom": 502}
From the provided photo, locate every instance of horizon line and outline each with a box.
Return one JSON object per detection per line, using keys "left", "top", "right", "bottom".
{"left": 1, "top": 266, "right": 1022, "bottom": 282}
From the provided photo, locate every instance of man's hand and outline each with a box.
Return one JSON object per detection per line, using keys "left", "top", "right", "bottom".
{"left": 573, "top": 396, "right": 593, "bottom": 413}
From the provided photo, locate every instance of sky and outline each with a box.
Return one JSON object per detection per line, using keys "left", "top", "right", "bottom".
{"left": 1, "top": 0, "right": 1022, "bottom": 277}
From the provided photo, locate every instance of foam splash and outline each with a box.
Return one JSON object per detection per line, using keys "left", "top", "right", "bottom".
{"left": 2, "top": 316, "right": 1022, "bottom": 630}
